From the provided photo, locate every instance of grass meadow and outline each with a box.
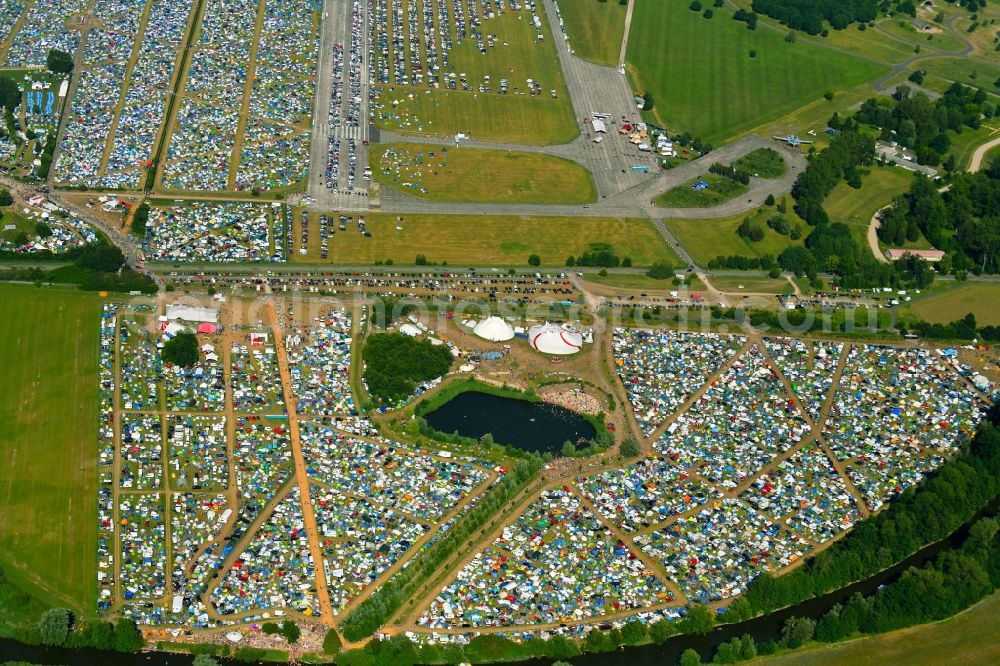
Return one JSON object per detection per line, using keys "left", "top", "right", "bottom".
{"left": 557, "top": 0, "right": 627, "bottom": 66}
{"left": 0, "top": 284, "right": 100, "bottom": 613}
{"left": 663, "top": 208, "right": 804, "bottom": 265}
{"left": 626, "top": 0, "right": 887, "bottom": 144}
{"left": 289, "top": 212, "right": 672, "bottom": 267}
{"left": 371, "top": 143, "right": 596, "bottom": 204}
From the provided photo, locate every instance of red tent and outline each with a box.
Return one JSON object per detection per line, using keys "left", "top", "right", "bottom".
{"left": 197, "top": 323, "right": 217, "bottom": 334}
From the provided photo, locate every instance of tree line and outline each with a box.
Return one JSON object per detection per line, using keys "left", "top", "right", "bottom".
{"left": 750, "top": 0, "right": 877, "bottom": 34}
{"left": 341, "top": 457, "right": 542, "bottom": 641}
{"left": 878, "top": 162, "right": 1000, "bottom": 275}
{"left": 851, "top": 83, "right": 993, "bottom": 168}
{"left": 744, "top": 405, "right": 1000, "bottom": 614}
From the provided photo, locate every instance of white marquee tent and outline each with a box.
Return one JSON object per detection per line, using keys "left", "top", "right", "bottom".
{"left": 473, "top": 316, "right": 515, "bottom": 342}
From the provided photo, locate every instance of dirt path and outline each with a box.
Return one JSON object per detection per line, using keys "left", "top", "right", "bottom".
{"left": 867, "top": 205, "right": 891, "bottom": 263}
{"left": 263, "top": 297, "right": 336, "bottom": 625}
{"left": 97, "top": 0, "right": 156, "bottom": 175}
{"left": 618, "top": 0, "right": 635, "bottom": 69}
{"left": 226, "top": 0, "right": 268, "bottom": 190}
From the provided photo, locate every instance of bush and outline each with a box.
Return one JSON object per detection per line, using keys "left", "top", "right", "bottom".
{"left": 323, "top": 628, "right": 342, "bottom": 654}
{"left": 646, "top": 262, "right": 674, "bottom": 279}
{"left": 46, "top": 48, "right": 74, "bottom": 74}
{"left": 112, "top": 618, "right": 143, "bottom": 652}
{"left": 193, "top": 656, "right": 219, "bottom": 666}
{"left": 680, "top": 648, "right": 702, "bottom": 666}
{"left": 38, "top": 608, "right": 71, "bottom": 646}
{"left": 130, "top": 202, "right": 150, "bottom": 237}
{"left": 280, "top": 620, "right": 300, "bottom": 643}
{"left": 0, "top": 186, "right": 12, "bottom": 206}
{"left": 528, "top": 253, "right": 541, "bottom": 266}
{"left": 162, "top": 332, "right": 199, "bottom": 367}
{"left": 620, "top": 436, "right": 641, "bottom": 458}
{"left": 261, "top": 622, "right": 280, "bottom": 635}
{"left": 689, "top": 0, "right": 702, "bottom": 9}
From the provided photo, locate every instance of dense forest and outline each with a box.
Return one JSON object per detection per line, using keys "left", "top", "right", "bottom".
{"left": 362, "top": 332, "right": 453, "bottom": 404}
{"left": 878, "top": 163, "right": 1000, "bottom": 274}
{"left": 750, "top": 0, "right": 877, "bottom": 33}
{"left": 851, "top": 84, "right": 994, "bottom": 167}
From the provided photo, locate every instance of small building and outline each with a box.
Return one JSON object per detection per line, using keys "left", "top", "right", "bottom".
{"left": 591, "top": 118, "right": 607, "bottom": 134}
{"left": 166, "top": 304, "right": 219, "bottom": 324}
{"left": 886, "top": 248, "right": 945, "bottom": 262}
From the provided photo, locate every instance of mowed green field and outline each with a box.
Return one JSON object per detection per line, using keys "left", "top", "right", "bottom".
{"left": 373, "top": 86, "right": 577, "bottom": 144}
{"left": 654, "top": 173, "right": 747, "bottom": 208}
{"left": 909, "top": 284, "right": 1000, "bottom": 326}
{"left": 557, "top": 0, "right": 627, "bottom": 66}
{"left": 292, "top": 213, "right": 672, "bottom": 266}
{"left": 752, "top": 590, "right": 1000, "bottom": 666}
{"left": 664, "top": 208, "right": 804, "bottom": 265}
{"left": 824, "top": 166, "right": 917, "bottom": 247}
{"left": 372, "top": 143, "right": 596, "bottom": 203}
{"left": 372, "top": 8, "right": 577, "bottom": 144}
{"left": 626, "top": 0, "right": 887, "bottom": 143}
{"left": 0, "top": 284, "right": 100, "bottom": 613}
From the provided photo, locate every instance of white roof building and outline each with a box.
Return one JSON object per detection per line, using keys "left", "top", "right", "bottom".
{"left": 592, "top": 118, "right": 607, "bottom": 134}
{"left": 165, "top": 304, "right": 219, "bottom": 324}
{"left": 473, "top": 316, "right": 515, "bottom": 342}
{"left": 529, "top": 322, "right": 583, "bottom": 355}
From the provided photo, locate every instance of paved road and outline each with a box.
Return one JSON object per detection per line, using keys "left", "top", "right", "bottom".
{"left": 637, "top": 136, "right": 807, "bottom": 217}
{"left": 541, "top": 0, "right": 656, "bottom": 196}
{"left": 307, "top": 0, "right": 372, "bottom": 212}
{"left": 969, "top": 135, "right": 1000, "bottom": 173}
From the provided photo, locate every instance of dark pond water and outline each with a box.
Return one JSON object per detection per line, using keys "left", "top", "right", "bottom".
{"left": 423, "top": 390, "right": 596, "bottom": 453}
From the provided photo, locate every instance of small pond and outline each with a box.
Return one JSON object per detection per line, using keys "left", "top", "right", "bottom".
{"left": 423, "top": 390, "right": 597, "bottom": 454}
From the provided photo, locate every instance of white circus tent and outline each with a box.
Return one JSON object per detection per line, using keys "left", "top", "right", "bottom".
{"left": 473, "top": 316, "right": 515, "bottom": 342}
{"left": 529, "top": 322, "right": 583, "bottom": 355}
